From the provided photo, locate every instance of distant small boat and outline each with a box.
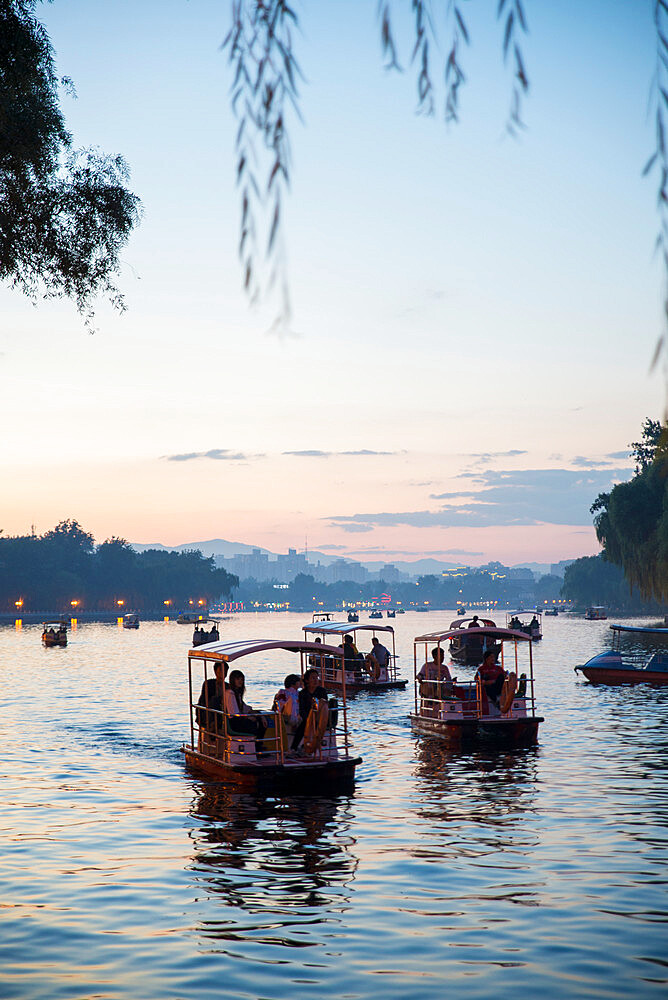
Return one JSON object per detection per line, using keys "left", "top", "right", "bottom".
{"left": 42, "top": 622, "right": 67, "bottom": 647}
{"left": 456, "top": 607, "right": 466, "bottom": 616}
{"left": 177, "top": 612, "right": 206, "bottom": 625}
{"left": 544, "top": 608, "right": 558, "bottom": 617}
{"left": 192, "top": 620, "right": 220, "bottom": 646}
{"left": 347, "top": 611, "right": 359, "bottom": 623}
{"left": 369, "top": 610, "right": 383, "bottom": 619}
{"left": 396, "top": 608, "right": 406, "bottom": 614}
{"left": 122, "top": 613, "right": 140, "bottom": 629}
{"left": 386, "top": 609, "right": 396, "bottom": 618}
{"left": 584, "top": 606, "right": 607, "bottom": 621}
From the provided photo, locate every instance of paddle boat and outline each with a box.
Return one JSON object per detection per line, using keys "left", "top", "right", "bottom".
{"left": 505, "top": 610, "right": 542, "bottom": 641}
{"left": 544, "top": 608, "right": 558, "bottom": 617}
{"left": 456, "top": 607, "right": 466, "bottom": 616}
{"left": 182, "top": 638, "right": 361, "bottom": 787}
{"left": 347, "top": 610, "right": 359, "bottom": 623}
{"left": 410, "top": 625, "right": 542, "bottom": 745}
{"left": 584, "top": 606, "right": 607, "bottom": 621}
{"left": 42, "top": 622, "right": 67, "bottom": 647}
{"left": 302, "top": 620, "right": 407, "bottom": 692}
{"left": 575, "top": 624, "right": 668, "bottom": 686}
{"left": 191, "top": 619, "right": 220, "bottom": 646}
{"left": 122, "top": 613, "right": 140, "bottom": 629}
{"left": 369, "top": 609, "right": 383, "bottom": 619}
{"left": 448, "top": 616, "right": 497, "bottom": 665}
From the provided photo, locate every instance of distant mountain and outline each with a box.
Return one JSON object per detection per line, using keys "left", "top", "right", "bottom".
{"left": 132, "top": 538, "right": 272, "bottom": 559}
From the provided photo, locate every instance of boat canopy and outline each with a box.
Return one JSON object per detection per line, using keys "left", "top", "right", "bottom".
{"left": 415, "top": 626, "right": 532, "bottom": 644}
{"left": 189, "top": 638, "right": 345, "bottom": 661}
{"left": 303, "top": 621, "right": 395, "bottom": 637}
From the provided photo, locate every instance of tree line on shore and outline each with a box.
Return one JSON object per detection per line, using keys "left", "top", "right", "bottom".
{"left": 0, "top": 520, "right": 237, "bottom": 614}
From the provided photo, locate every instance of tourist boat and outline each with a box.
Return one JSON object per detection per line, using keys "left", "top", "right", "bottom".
{"left": 312, "top": 611, "right": 337, "bottom": 623}
{"left": 584, "top": 606, "right": 607, "bottom": 621}
{"left": 369, "top": 610, "right": 383, "bottom": 619}
{"left": 177, "top": 612, "right": 207, "bottom": 625}
{"left": 122, "top": 613, "right": 140, "bottom": 629}
{"left": 42, "top": 622, "right": 67, "bottom": 647}
{"left": 191, "top": 619, "right": 220, "bottom": 646}
{"left": 448, "top": 616, "right": 497, "bottom": 665}
{"left": 302, "top": 620, "right": 407, "bottom": 692}
{"left": 347, "top": 611, "right": 359, "bottom": 623}
{"left": 505, "top": 611, "right": 542, "bottom": 641}
{"left": 182, "top": 638, "right": 361, "bottom": 787}
{"left": 410, "top": 625, "right": 542, "bottom": 745}
{"left": 575, "top": 624, "right": 668, "bottom": 685}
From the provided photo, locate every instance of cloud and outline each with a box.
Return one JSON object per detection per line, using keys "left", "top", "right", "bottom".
{"left": 338, "top": 523, "right": 374, "bottom": 533}
{"left": 164, "top": 448, "right": 260, "bottom": 462}
{"left": 607, "top": 450, "right": 630, "bottom": 460}
{"left": 317, "top": 544, "right": 348, "bottom": 550}
{"left": 463, "top": 450, "right": 527, "bottom": 467}
{"left": 327, "top": 466, "right": 634, "bottom": 530}
{"left": 571, "top": 455, "right": 616, "bottom": 469}
{"left": 283, "top": 449, "right": 397, "bottom": 458}
{"left": 336, "top": 546, "right": 483, "bottom": 557}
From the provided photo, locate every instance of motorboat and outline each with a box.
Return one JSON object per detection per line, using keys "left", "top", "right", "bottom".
{"left": 584, "top": 606, "right": 607, "bottom": 621}
{"left": 575, "top": 624, "right": 668, "bottom": 685}
{"left": 122, "top": 613, "right": 140, "bottom": 629}
{"left": 302, "top": 620, "right": 407, "bottom": 692}
{"left": 192, "top": 619, "right": 220, "bottom": 646}
{"left": 505, "top": 611, "right": 542, "bottom": 641}
{"left": 410, "top": 625, "right": 542, "bottom": 745}
{"left": 42, "top": 622, "right": 67, "bottom": 647}
{"left": 448, "top": 617, "right": 497, "bottom": 665}
{"left": 182, "top": 638, "right": 361, "bottom": 787}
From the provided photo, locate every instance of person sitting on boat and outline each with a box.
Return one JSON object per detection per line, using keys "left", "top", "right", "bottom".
{"left": 291, "top": 668, "right": 329, "bottom": 753}
{"left": 309, "top": 636, "right": 324, "bottom": 670}
{"left": 225, "top": 669, "right": 268, "bottom": 749}
{"left": 417, "top": 647, "right": 452, "bottom": 705}
{"left": 477, "top": 647, "right": 505, "bottom": 710}
{"left": 530, "top": 616, "right": 539, "bottom": 631}
{"left": 367, "top": 636, "right": 391, "bottom": 683}
{"left": 340, "top": 634, "right": 365, "bottom": 680}
{"left": 196, "top": 661, "right": 227, "bottom": 731}
{"left": 273, "top": 673, "right": 302, "bottom": 733}
{"left": 468, "top": 615, "right": 480, "bottom": 628}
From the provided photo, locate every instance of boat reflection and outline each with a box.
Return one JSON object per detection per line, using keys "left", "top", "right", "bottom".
{"left": 187, "top": 783, "right": 359, "bottom": 933}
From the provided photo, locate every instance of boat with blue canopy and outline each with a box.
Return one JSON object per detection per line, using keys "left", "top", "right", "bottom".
{"left": 575, "top": 624, "right": 668, "bottom": 685}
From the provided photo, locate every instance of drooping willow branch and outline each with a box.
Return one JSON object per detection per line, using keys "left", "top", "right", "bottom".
{"left": 223, "top": 0, "right": 301, "bottom": 329}
{"left": 646, "top": 0, "right": 668, "bottom": 370}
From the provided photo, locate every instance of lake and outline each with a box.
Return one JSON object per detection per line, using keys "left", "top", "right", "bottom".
{"left": 0, "top": 611, "right": 666, "bottom": 999}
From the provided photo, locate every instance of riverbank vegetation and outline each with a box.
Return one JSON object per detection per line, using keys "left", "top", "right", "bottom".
{"left": 0, "top": 520, "right": 237, "bottom": 613}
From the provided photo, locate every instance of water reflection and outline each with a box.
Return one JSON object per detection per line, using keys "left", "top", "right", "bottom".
{"left": 187, "top": 783, "right": 358, "bottom": 941}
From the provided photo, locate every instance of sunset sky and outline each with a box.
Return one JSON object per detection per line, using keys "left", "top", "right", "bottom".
{"left": 0, "top": 1, "right": 662, "bottom": 565}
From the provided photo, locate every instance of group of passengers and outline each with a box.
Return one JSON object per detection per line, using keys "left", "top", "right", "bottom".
{"left": 196, "top": 662, "right": 332, "bottom": 758}
{"left": 418, "top": 645, "right": 506, "bottom": 713}
{"left": 508, "top": 615, "right": 539, "bottom": 634}
{"left": 309, "top": 633, "right": 391, "bottom": 683}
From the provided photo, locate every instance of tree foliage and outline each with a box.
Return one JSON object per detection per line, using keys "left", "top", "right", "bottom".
{"left": 0, "top": 0, "right": 140, "bottom": 325}
{"left": 561, "top": 554, "right": 662, "bottom": 612}
{"left": 0, "top": 520, "right": 238, "bottom": 611}
{"left": 592, "top": 418, "right": 668, "bottom": 601}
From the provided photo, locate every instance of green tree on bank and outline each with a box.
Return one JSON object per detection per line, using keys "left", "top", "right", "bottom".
{"left": 591, "top": 419, "right": 668, "bottom": 603}
{"left": 0, "top": 519, "right": 238, "bottom": 613}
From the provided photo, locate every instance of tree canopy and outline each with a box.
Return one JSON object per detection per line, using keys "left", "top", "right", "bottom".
{"left": 0, "top": 520, "right": 238, "bottom": 612}
{"left": 0, "top": 0, "right": 140, "bottom": 325}
{"left": 592, "top": 419, "right": 668, "bottom": 602}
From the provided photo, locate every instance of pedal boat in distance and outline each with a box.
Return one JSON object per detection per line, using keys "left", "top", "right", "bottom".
{"left": 410, "top": 625, "right": 543, "bottom": 745}
{"left": 302, "top": 620, "right": 407, "bottom": 692}
{"left": 42, "top": 622, "right": 68, "bottom": 647}
{"left": 182, "top": 637, "right": 362, "bottom": 787}
{"left": 575, "top": 624, "right": 668, "bottom": 685}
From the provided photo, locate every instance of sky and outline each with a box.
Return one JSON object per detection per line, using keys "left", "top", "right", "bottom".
{"left": 0, "top": 0, "right": 663, "bottom": 566}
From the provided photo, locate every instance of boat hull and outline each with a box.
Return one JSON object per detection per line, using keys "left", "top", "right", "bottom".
{"left": 410, "top": 712, "right": 542, "bottom": 746}
{"left": 181, "top": 745, "right": 361, "bottom": 788}
{"left": 325, "top": 678, "right": 408, "bottom": 693}
{"left": 576, "top": 666, "right": 668, "bottom": 686}
{"left": 42, "top": 635, "right": 67, "bottom": 647}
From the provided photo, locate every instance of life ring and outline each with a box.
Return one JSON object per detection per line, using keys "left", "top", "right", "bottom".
{"left": 303, "top": 698, "right": 329, "bottom": 754}
{"left": 500, "top": 672, "right": 517, "bottom": 713}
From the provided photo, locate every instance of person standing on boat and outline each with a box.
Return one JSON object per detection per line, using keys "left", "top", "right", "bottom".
{"left": 478, "top": 648, "right": 505, "bottom": 709}
{"left": 292, "top": 668, "right": 329, "bottom": 751}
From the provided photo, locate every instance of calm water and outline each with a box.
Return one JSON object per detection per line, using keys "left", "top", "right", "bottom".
{"left": 1, "top": 612, "right": 667, "bottom": 999}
